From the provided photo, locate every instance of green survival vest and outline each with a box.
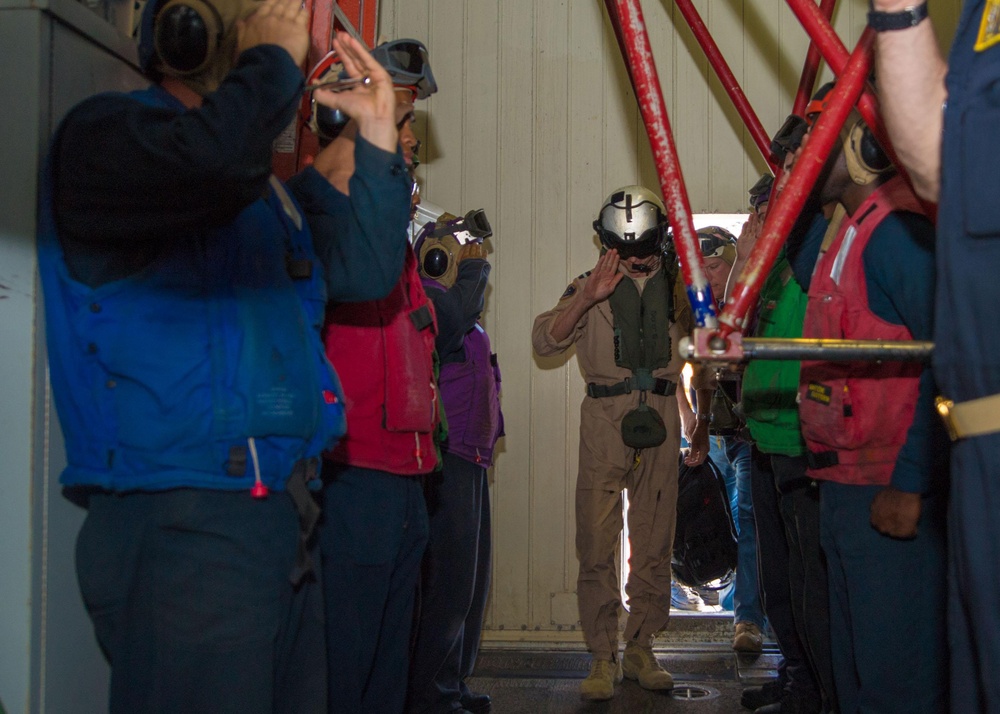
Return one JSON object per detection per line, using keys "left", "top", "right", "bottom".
{"left": 741, "top": 253, "right": 807, "bottom": 456}
{"left": 607, "top": 267, "right": 673, "bottom": 383}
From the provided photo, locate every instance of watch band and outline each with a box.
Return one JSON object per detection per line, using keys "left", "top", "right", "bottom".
{"left": 867, "top": 2, "right": 929, "bottom": 31}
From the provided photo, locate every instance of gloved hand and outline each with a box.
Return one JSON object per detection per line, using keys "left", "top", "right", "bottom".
{"left": 458, "top": 242, "right": 489, "bottom": 262}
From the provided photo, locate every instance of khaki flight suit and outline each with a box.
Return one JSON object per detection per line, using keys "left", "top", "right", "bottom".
{"left": 532, "top": 267, "right": 710, "bottom": 660}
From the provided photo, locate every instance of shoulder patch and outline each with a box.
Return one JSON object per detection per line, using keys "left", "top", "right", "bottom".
{"left": 977, "top": 0, "right": 1000, "bottom": 52}
{"left": 560, "top": 271, "right": 591, "bottom": 300}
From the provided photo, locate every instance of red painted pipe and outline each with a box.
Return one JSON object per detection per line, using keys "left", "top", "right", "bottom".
{"left": 718, "top": 28, "right": 875, "bottom": 337}
{"left": 782, "top": 0, "right": 899, "bottom": 167}
{"left": 672, "top": 0, "right": 777, "bottom": 172}
{"left": 784, "top": 0, "right": 935, "bottom": 218}
{"left": 602, "top": 0, "right": 635, "bottom": 87}
{"left": 790, "top": 0, "right": 838, "bottom": 117}
{"left": 607, "top": 0, "right": 718, "bottom": 327}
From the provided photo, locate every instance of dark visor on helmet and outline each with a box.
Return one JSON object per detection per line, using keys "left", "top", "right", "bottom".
{"left": 594, "top": 224, "right": 665, "bottom": 259}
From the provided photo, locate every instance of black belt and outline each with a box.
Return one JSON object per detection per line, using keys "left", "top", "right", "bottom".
{"left": 807, "top": 450, "right": 838, "bottom": 470}
{"left": 777, "top": 476, "right": 816, "bottom": 494}
{"left": 586, "top": 378, "right": 676, "bottom": 398}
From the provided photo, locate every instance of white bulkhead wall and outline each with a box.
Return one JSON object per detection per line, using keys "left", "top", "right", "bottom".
{"left": 378, "top": 0, "right": 960, "bottom": 640}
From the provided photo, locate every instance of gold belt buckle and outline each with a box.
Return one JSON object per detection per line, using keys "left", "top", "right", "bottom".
{"left": 935, "top": 396, "right": 959, "bottom": 442}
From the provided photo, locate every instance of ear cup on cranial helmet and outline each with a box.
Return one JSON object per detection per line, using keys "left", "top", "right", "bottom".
{"left": 844, "top": 118, "right": 892, "bottom": 185}
{"left": 305, "top": 51, "right": 352, "bottom": 140}
{"left": 417, "top": 236, "right": 460, "bottom": 287}
{"left": 152, "top": 0, "right": 224, "bottom": 75}
{"left": 421, "top": 245, "right": 450, "bottom": 279}
{"left": 858, "top": 123, "right": 891, "bottom": 173}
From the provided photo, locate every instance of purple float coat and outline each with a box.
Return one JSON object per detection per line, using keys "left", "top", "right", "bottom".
{"left": 422, "top": 272, "right": 503, "bottom": 467}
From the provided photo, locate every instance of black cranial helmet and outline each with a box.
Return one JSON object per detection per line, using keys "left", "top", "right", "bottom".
{"left": 593, "top": 185, "right": 668, "bottom": 260}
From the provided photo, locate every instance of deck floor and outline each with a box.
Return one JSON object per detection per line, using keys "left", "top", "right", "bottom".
{"left": 468, "top": 614, "right": 780, "bottom": 713}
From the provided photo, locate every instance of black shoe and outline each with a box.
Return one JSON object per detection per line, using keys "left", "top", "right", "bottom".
{"left": 460, "top": 692, "right": 491, "bottom": 714}
{"left": 742, "top": 680, "right": 784, "bottom": 710}
{"left": 754, "top": 689, "right": 823, "bottom": 714}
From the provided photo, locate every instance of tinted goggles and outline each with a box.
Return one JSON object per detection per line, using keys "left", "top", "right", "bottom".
{"left": 748, "top": 174, "right": 773, "bottom": 210}
{"left": 770, "top": 114, "right": 809, "bottom": 159}
{"left": 429, "top": 209, "right": 493, "bottom": 243}
{"left": 371, "top": 39, "right": 437, "bottom": 100}
{"left": 698, "top": 232, "right": 732, "bottom": 259}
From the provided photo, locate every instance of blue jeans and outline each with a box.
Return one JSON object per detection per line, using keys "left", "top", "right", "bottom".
{"left": 709, "top": 435, "right": 764, "bottom": 628}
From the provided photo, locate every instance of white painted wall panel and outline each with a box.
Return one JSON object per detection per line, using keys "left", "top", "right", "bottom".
{"left": 379, "top": 0, "right": 962, "bottom": 639}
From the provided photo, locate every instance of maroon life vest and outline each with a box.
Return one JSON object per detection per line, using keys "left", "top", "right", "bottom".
{"left": 799, "top": 176, "right": 925, "bottom": 486}
{"left": 324, "top": 247, "right": 440, "bottom": 476}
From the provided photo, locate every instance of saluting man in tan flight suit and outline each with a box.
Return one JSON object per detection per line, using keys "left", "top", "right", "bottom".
{"left": 532, "top": 186, "right": 713, "bottom": 701}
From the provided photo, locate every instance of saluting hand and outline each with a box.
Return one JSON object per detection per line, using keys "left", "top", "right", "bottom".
{"left": 581, "top": 249, "right": 624, "bottom": 305}
{"left": 312, "top": 32, "right": 398, "bottom": 153}
{"left": 237, "top": 0, "right": 310, "bottom": 68}
{"left": 736, "top": 211, "right": 761, "bottom": 263}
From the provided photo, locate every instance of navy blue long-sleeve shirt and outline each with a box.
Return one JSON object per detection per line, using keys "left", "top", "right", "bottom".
{"left": 424, "top": 259, "right": 491, "bottom": 364}
{"left": 52, "top": 44, "right": 410, "bottom": 301}
{"left": 788, "top": 206, "right": 947, "bottom": 494}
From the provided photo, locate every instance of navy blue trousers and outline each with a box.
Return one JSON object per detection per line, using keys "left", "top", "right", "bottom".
{"left": 75, "top": 488, "right": 325, "bottom": 714}
{"left": 408, "top": 453, "right": 491, "bottom": 714}
{"left": 320, "top": 463, "right": 429, "bottom": 714}
{"left": 750, "top": 446, "right": 821, "bottom": 707}
{"left": 949, "top": 432, "right": 1000, "bottom": 713}
{"left": 820, "top": 482, "right": 947, "bottom": 714}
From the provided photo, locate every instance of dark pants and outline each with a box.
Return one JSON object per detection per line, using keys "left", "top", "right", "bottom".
{"left": 750, "top": 447, "right": 821, "bottom": 708}
{"left": 75, "top": 488, "right": 325, "bottom": 714}
{"left": 408, "top": 453, "right": 492, "bottom": 714}
{"left": 820, "top": 482, "right": 948, "bottom": 714}
{"left": 949, "top": 432, "right": 1000, "bottom": 713}
{"left": 320, "top": 463, "right": 429, "bottom": 714}
{"left": 773, "top": 454, "right": 835, "bottom": 711}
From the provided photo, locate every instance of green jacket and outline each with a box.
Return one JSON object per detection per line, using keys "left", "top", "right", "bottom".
{"left": 742, "top": 254, "right": 808, "bottom": 456}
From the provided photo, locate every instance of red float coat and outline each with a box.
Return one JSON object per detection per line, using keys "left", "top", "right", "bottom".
{"left": 799, "top": 177, "right": 925, "bottom": 486}
{"left": 324, "top": 247, "right": 441, "bottom": 475}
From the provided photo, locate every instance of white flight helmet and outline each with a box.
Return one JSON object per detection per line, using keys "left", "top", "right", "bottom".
{"left": 593, "top": 185, "right": 668, "bottom": 259}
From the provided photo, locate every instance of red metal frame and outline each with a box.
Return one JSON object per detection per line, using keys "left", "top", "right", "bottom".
{"left": 601, "top": 0, "right": 928, "bottom": 341}
{"left": 791, "top": 0, "right": 837, "bottom": 117}
{"left": 272, "top": 0, "right": 378, "bottom": 181}
{"left": 672, "top": 0, "right": 777, "bottom": 173}
{"left": 720, "top": 27, "right": 876, "bottom": 337}
{"left": 608, "top": 0, "right": 719, "bottom": 328}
